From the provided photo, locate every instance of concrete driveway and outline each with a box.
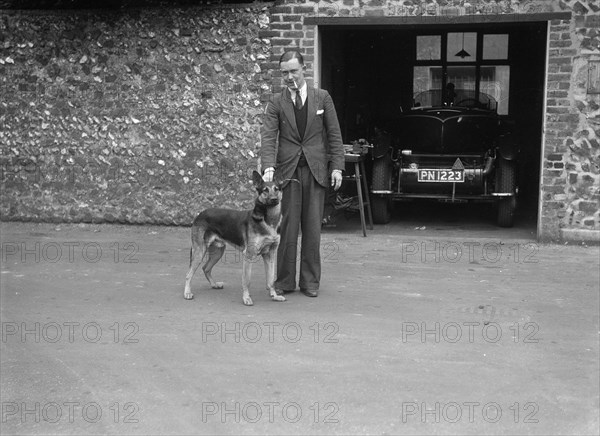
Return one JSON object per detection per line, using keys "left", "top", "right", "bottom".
{"left": 1, "top": 215, "right": 598, "bottom": 435}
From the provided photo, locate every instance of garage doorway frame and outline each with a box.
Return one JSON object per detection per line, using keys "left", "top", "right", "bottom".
{"left": 308, "top": 12, "right": 572, "bottom": 239}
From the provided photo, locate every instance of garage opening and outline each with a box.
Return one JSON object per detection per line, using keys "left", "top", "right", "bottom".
{"left": 320, "top": 22, "right": 547, "bottom": 230}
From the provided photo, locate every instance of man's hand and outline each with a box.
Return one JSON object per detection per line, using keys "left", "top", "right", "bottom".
{"left": 263, "top": 167, "right": 275, "bottom": 182}
{"left": 331, "top": 169, "right": 342, "bottom": 191}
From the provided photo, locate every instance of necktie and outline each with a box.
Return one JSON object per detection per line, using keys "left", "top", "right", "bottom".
{"left": 295, "top": 93, "right": 303, "bottom": 110}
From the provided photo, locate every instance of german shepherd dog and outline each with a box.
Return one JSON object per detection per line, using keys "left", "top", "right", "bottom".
{"left": 183, "top": 171, "right": 286, "bottom": 306}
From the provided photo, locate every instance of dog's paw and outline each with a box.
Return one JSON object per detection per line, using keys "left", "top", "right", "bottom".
{"left": 243, "top": 295, "right": 254, "bottom": 306}
{"left": 212, "top": 282, "right": 224, "bottom": 289}
{"left": 271, "top": 294, "right": 286, "bottom": 302}
{"left": 184, "top": 293, "right": 194, "bottom": 300}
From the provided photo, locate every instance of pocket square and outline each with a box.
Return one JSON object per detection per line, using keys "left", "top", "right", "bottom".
{"left": 316, "top": 109, "right": 324, "bottom": 115}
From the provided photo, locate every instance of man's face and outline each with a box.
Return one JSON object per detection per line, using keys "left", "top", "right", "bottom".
{"left": 280, "top": 58, "right": 305, "bottom": 91}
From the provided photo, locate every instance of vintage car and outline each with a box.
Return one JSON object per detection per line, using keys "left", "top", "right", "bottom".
{"left": 370, "top": 89, "right": 519, "bottom": 227}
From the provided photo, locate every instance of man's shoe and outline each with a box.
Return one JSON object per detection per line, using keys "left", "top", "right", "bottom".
{"left": 300, "top": 288, "right": 318, "bottom": 297}
{"left": 275, "top": 289, "right": 295, "bottom": 296}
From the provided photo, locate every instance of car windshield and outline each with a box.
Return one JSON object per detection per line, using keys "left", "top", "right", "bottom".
{"left": 413, "top": 89, "right": 498, "bottom": 111}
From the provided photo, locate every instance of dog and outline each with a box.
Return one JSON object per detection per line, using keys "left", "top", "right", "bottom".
{"left": 183, "top": 170, "right": 286, "bottom": 306}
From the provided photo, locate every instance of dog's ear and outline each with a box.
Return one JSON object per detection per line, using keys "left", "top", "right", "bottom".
{"left": 252, "top": 170, "right": 264, "bottom": 189}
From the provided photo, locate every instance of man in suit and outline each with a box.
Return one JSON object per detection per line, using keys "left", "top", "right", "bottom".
{"left": 261, "top": 50, "right": 344, "bottom": 298}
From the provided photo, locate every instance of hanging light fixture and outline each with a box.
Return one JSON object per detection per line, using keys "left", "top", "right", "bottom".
{"left": 455, "top": 33, "right": 471, "bottom": 58}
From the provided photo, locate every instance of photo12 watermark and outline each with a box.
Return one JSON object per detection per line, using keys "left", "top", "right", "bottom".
{"left": 1, "top": 241, "right": 139, "bottom": 264}
{"left": 200, "top": 321, "right": 339, "bottom": 344}
{"left": 400, "top": 241, "right": 539, "bottom": 264}
{"left": 401, "top": 321, "right": 540, "bottom": 344}
{"left": 1, "top": 401, "right": 140, "bottom": 425}
{"left": 2, "top": 321, "right": 140, "bottom": 344}
{"left": 400, "top": 401, "right": 539, "bottom": 424}
{"left": 201, "top": 401, "right": 339, "bottom": 425}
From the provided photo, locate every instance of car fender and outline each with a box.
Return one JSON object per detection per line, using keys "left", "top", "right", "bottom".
{"left": 372, "top": 146, "right": 392, "bottom": 160}
{"left": 371, "top": 129, "right": 393, "bottom": 159}
{"left": 497, "top": 133, "right": 519, "bottom": 161}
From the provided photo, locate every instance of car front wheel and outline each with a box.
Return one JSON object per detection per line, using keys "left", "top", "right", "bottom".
{"left": 371, "top": 154, "right": 393, "bottom": 224}
{"left": 496, "top": 158, "right": 517, "bottom": 227}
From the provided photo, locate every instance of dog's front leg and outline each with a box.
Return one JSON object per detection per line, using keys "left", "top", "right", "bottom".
{"left": 264, "top": 245, "right": 285, "bottom": 302}
{"left": 241, "top": 249, "right": 254, "bottom": 306}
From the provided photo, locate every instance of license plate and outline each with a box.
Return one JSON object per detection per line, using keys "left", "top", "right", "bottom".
{"left": 417, "top": 169, "right": 464, "bottom": 182}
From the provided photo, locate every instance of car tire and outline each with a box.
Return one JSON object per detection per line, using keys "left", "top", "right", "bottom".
{"left": 371, "top": 155, "right": 392, "bottom": 224}
{"left": 496, "top": 158, "right": 517, "bottom": 227}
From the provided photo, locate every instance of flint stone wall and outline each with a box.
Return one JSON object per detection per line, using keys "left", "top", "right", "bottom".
{"left": 0, "top": 3, "right": 274, "bottom": 225}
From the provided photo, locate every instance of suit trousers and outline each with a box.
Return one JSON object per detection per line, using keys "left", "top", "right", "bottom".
{"left": 275, "top": 164, "right": 326, "bottom": 291}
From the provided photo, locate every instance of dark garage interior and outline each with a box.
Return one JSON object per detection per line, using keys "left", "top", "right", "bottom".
{"left": 320, "top": 22, "right": 548, "bottom": 229}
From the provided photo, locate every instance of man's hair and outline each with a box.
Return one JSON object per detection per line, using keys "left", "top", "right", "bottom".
{"left": 279, "top": 50, "right": 304, "bottom": 66}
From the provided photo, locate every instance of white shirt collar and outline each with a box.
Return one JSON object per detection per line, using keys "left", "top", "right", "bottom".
{"left": 289, "top": 82, "right": 307, "bottom": 104}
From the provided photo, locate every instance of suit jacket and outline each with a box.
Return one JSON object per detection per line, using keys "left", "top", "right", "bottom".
{"left": 261, "top": 87, "right": 344, "bottom": 188}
